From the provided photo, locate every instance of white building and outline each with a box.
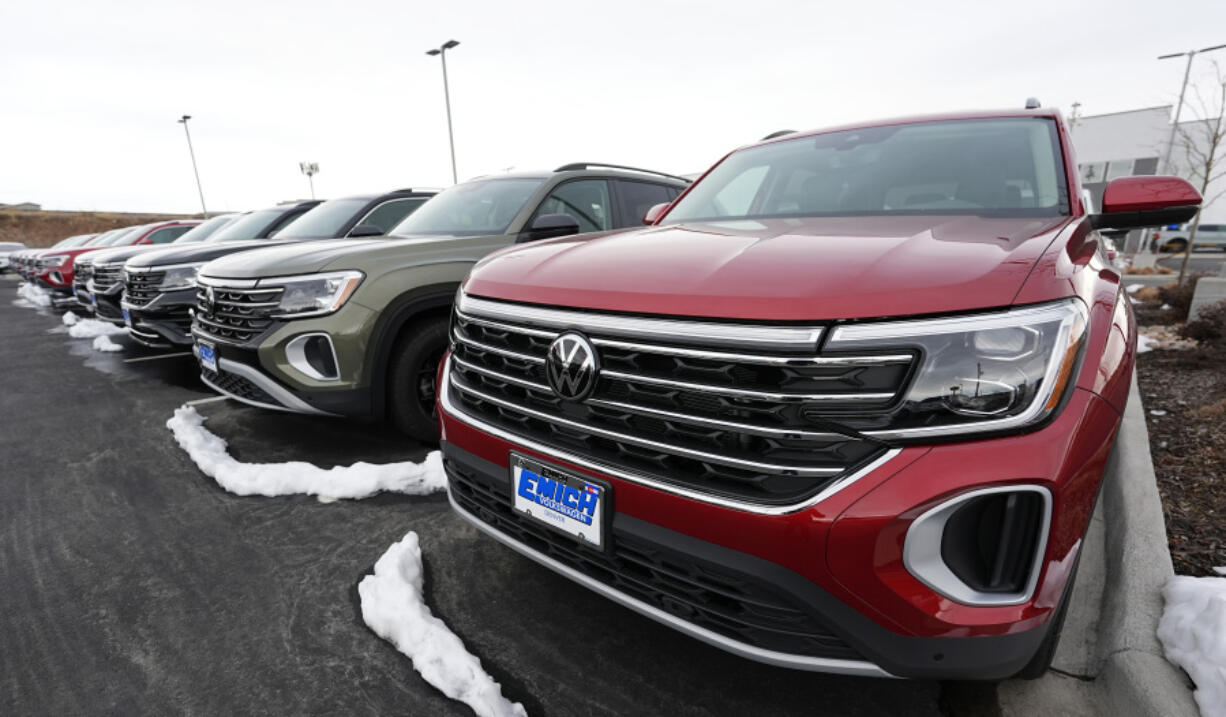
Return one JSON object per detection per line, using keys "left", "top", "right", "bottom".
{"left": 1070, "top": 105, "right": 1224, "bottom": 251}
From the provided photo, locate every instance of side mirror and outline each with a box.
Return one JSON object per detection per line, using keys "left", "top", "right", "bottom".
{"left": 522, "top": 213, "right": 581, "bottom": 242}
{"left": 348, "top": 224, "right": 384, "bottom": 238}
{"left": 1091, "top": 176, "right": 1202, "bottom": 230}
{"left": 642, "top": 202, "right": 670, "bottom": 225}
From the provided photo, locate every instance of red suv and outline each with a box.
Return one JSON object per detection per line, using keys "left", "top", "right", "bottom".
{"left": 436, "top": 109, "right": 1202, "bottom": 680}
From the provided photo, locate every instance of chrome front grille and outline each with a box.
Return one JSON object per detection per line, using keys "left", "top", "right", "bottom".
{"left": 447, "top": 295, "right": 915, "bottom": 507}
{"left": 122, "top": 269, "right": 167, "bottom": 307}
{"left": 74, "top": 263, "right": 93, "bottom": 291}
{"left": 91, "top": 264, "right": 123, "bottom": 292}
{"left": 192, "top": 283, "right": 283, "bottom": 343}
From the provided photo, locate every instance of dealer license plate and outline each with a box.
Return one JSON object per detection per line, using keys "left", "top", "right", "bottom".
{"left": 90, "top": 294, "right": 98, "bottom": 308}
{"left": 198, "top": 340, "right": 217, "bottom": 373}
{"left": 511, "top": 453, "right": 607, "bottom": 549}
{"left": 122, "top": 309, "right": 132, "bottom": 327}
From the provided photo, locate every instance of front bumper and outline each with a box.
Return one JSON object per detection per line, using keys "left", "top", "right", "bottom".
{"left": 123, "top": 289, "right": 197, "bottom": 348}
{"left": 437, "top": 357, "right": 1122, "bottom": 680}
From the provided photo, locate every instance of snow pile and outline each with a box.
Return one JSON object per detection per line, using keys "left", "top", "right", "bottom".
{"left": 16, "top": 282, "right": 51, "bottom": 307}
{"left": 1158, "top": 575, "right": 1226, "bottom": 717}
{"left": 359, "top": 532, "right": 527, "bottom": 717}
{"left": 1138, "top": 325, "right": 1197, "bottom": 353}
{"left": 165, "top": 405, "right": 446, "bottom": 501}
{"left": 67, "top": 317, "right": 126, "bottom": 339}
{"left": 62, "top": 311, "right": 80, "bottom": 326}
{"left": 1126, "top": 283, "right": 1144, "bottom": 294}
{"left": 93, "top": 335, "right": 123, "bottom": 353}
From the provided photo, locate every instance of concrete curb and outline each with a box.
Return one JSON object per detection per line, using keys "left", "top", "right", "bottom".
{"left": 1094, "top": 372, "right": 1197, "bottom": 715}
{"left": 1001, "top": 373, "right": 1198, "bottom": 716}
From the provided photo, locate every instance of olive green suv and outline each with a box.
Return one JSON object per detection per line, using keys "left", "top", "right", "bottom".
{"left": 191, "top": 164, "right": 688, "bottom": 438}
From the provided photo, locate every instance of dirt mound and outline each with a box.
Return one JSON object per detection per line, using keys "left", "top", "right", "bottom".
{"left": 0, "top": 209, "right": 195, "bottom": 248}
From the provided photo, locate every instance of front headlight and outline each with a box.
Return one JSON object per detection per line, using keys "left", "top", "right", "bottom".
{"left": 826, "top": 299, "right": 1088, "bottom": 440}
{"left": 261, "top": 270, "right": 364, "bottom": 318}
{"left": 43, "top": 254, "right": 69, "bottom": 268}
{"left": 156, "top": 264, "right": 205, "bottom": 291}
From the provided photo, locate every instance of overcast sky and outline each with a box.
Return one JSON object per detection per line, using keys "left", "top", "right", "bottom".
{"left": 2, "top": 0, "right": 1225, "bottom": 214}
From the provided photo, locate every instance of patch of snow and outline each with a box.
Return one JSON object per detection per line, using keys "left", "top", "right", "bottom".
{"left": 67, "top": 317, "right": 126, "bottom": 339}
{"left": 1138, "top": 334, "right": 1157, "bottom": 354}
{"left": 1150, "top": 409, "right": 1168, "bottom": 417}
{"left": 1161, "top": 303, "right": 1173, "bottom": 310}
{"left": 1158, "top": 575, "right": 1226, "bottom": 717}
{"left": 62, "top": 310, "right": 80, "bottom": 326}
{"left": 92, "top": 334, "right": 123, "bottom": 352}
{"left": 1129, "top": 296, "right": 1140, "bottom": 305}
{"left": 1215, "top": 567, "right": 1226, "bottom": 577}
{"left": 16, "top": 282, "right": 51, "bottom": 307}
{"left": 165, "top": 405, "right": 446, "bottom": 501}
{"left": 1127, "top": 283, "right": 1144, "bottom": 294}
{"left": 359, "top": 532, "right": 527, "bottom": 717}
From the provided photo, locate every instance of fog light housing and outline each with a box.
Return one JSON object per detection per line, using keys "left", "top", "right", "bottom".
{"left": 903, "top": 485, "right": 1051, "bottom": 606}
{"left": 286, "top": 333, "right": 340, "bottom": 381}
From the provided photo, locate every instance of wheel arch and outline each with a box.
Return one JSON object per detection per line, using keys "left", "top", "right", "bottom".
{"left": 364, "top": 281, "right": 460, "bottom": 420}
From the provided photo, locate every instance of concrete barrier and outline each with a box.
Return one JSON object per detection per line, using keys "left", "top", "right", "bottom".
{"left": 1189, "top": 276, "right": 1226, "bottom": 320}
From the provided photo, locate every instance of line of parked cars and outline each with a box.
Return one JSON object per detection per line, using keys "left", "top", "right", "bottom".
{"left": 12, "top": 106, "right": 1205, "bottom": 682}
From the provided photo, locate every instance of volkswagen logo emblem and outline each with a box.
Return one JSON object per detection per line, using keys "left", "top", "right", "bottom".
{"left": 546, "top": 332, "right": 599, "bottom": 401}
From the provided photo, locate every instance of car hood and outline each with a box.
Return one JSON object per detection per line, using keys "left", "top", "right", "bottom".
{"left": 463, "top": 215, "right": 1073, "bottom": 321}
{"left": 78, "top": 244, "right": 166, "bottom": 266}
{"left": 124, "top": 239, "right": 299, "bottom": 269}
{"left": 198, "top": 234, "right": 504, "bottom": 279}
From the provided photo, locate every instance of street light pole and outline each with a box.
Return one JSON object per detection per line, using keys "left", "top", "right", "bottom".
{"left": 426, "top": 39, "right": 460, "bottom": 184}
{"left": 1159, "top": 44, "right": 1226, "bottom": 174}
{"left": 299, "top": 161, "right": 320, "bottom": 199}
{"left": 178, "top": 115, "right": 208, "bottom": 218}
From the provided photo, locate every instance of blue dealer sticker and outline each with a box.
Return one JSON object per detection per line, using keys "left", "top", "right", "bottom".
{"left": 512, "top": 460, "right": 605, "bottom": 547}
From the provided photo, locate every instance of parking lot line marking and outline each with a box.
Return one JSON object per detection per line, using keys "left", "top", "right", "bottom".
{"left": 184, "top": 396, "right": 228, "bottom": 407}
{"left": 123, "top": 352, "right": 192, "bottom": 363}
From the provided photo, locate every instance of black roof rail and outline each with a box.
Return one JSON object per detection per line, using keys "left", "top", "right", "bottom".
{"left": 553, "top": 163, "right": 691, "bottom": 184}
{"left": 391, "top": 187, "right": 442, "bottom": 194}
{"left": 760, "top": 130, "right": 797, "bottom": 141}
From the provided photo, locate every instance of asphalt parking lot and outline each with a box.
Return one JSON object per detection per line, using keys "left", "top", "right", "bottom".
{"left": 1156, "top": 249, "right": 1226, "bottom": 274}
{"left": 0, "top": 274, "right": 995, "bottom": 716}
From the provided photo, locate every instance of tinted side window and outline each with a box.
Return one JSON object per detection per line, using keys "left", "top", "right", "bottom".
{"left": 148, "top": 226, "right": 193, "bottom": 244}
{"left": 533, "top": 180, "right": 611, "bottom": 233}
{"left": 358, "top": 198, "right": 427, "bottom": 234}
{"left": 615, "top": 180, "right": 676, "bottom": 227}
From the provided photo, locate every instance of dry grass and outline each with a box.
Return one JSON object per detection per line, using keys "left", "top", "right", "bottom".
{"left": 0, "top": 209, "right": 194, "bottom": 248}
{"left": 1126, "top": 266, "right": 1175, "bottom": 275}
{"left": 1134, "top": 286, "right": 1162, "bottom": 303}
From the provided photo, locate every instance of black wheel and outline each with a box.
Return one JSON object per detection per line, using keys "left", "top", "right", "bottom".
{"left": 1161, "top": 238, "right": 1187, "bottom": 253}
{"left": 388, "top": 316, "right": 450, "bottom": 440}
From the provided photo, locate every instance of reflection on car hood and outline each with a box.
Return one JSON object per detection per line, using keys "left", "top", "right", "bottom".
{"left": 462, "top": 215, "right": 1073, "bottom": 321}
{"left": 124, "top": 239, "right": 300, "bottom": 269}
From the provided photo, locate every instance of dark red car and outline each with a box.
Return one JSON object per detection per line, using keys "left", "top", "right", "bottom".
{"left": 32, "top": 220, "right": 199, "bottom": 308}
{"left": 436, "top": 109, "right": 1201, "bottom": 679}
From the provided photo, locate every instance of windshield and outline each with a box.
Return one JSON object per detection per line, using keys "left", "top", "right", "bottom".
{"left": 665, "top": 118, "right": 1069, "bottom": 224}
{"left": 205, "top": 209, "right": 282, "bottom": 242}
{"left": 54, "top": 234, "right": 94, "bottom": 248}
{"left": 390, "top": 178, "right": 543, "bottom": 236}
{"left": 174, "top": 214, "right": 238, "bottom": 243}
{"left": 102, "top": 226, "right": 146, "bottom": 246}
{"left": 273, "top": 198, "right": 368, "bottom": 239}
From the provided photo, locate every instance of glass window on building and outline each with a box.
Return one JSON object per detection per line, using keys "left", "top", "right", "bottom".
{"left": 1105, "top": 160, "right": 1135, "bottom": 181}
{"left": 1133, "top": 157, "right": 1160, "bottom": 176}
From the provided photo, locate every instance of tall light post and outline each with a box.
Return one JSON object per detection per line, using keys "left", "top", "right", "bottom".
{"left": 426, "top": 39, "right": 460, "bottom": 184}
{"left": 299, "top": 161, "right": 320, "bottom": 199}
{"left": 178, "top": 115, "right": 209, "bottom": 218}
{"left": 1159, "top": 43, "right": 1226, "bottom": 173}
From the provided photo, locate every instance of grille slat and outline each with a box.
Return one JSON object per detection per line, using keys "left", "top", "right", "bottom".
{"left": 122, "top": 270, "right": 167, "bottom": 306}
{"left": 449, "top": 299, "right": 913, "bottom": 506}
{"left": 192, "top": 284, "right": 284, "bottom": 344}
{"left": 90, "top": 264, "right": 123, "bottom": 292}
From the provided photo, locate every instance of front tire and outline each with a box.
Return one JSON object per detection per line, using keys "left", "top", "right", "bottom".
{"left": 388, "top": 316, "right": 450, "bottom": 440}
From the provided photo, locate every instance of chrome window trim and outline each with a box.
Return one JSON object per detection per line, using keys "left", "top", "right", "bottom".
{"left": 440, "top": 355, "right": 902, "bottom": 515}
{"left": 459, "top": 293, "right": 824, "bottom": 350}
{"left": 902, "top": 484, "right": 1052, "bottom": 607}
{"left": 447, "top": 489, "right": 895, "bottom": 677}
